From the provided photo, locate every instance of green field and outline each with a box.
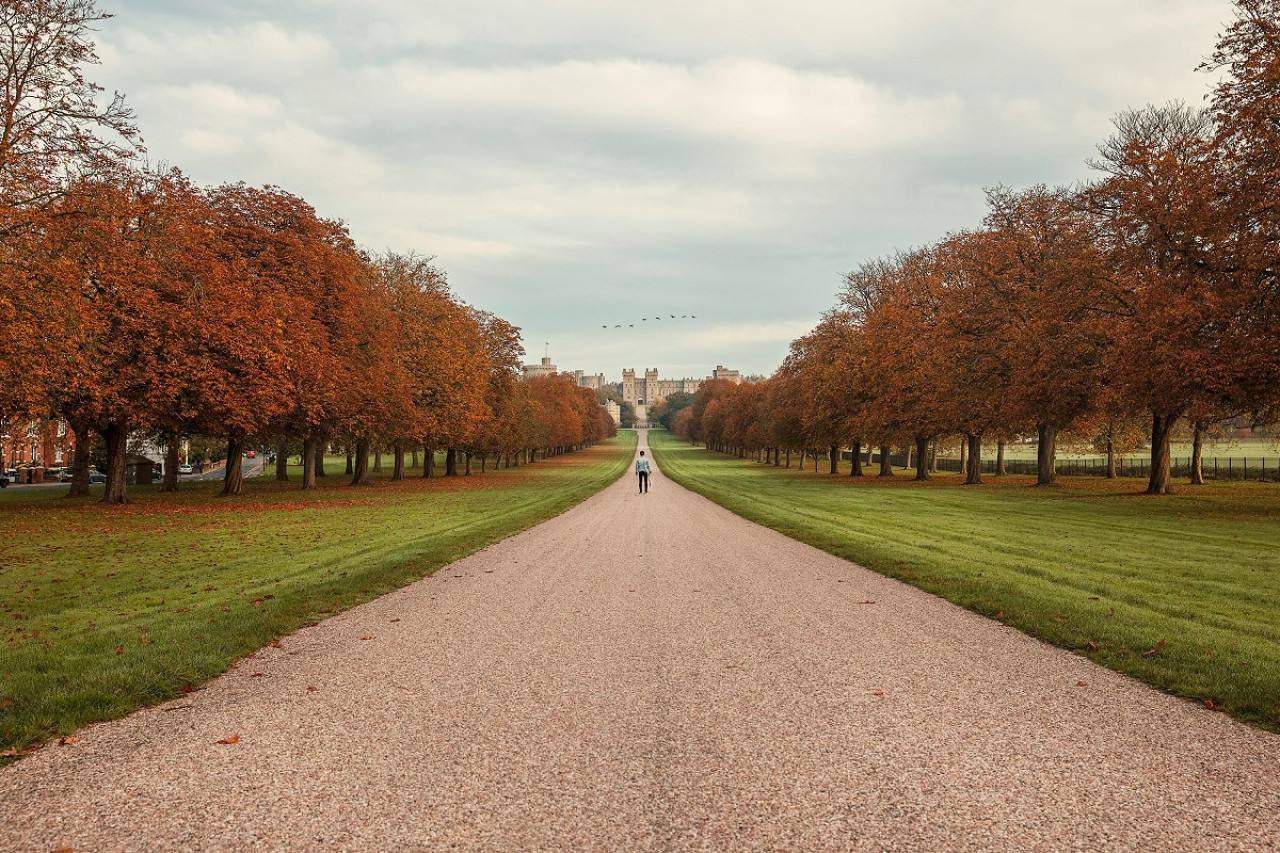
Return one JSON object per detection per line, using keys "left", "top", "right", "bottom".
{"left": 647, "top": 430, "right": 1280, "bottom": 732}
{"left": 0, "top": 433, "right": 635, "bottom": 758}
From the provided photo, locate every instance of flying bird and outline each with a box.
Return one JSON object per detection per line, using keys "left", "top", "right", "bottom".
{"left": 670, "top": 314, "right": 675, "bottom": 318}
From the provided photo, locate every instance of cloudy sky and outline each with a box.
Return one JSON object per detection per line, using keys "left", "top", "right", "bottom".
{"left": 96, "top": 0, "right": 1230, "bottom": 381}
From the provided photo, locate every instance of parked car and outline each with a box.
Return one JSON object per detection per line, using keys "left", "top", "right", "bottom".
{"left": 178, "top": 463, "right": 194, "bottom": 475}
{"left": 56, "top": 468, "right": 75, "bottom": 482}
{"left": 88, "top": 469, "right": 106, "bottom": 484}
{"left": 246, "top": 450, "right": 256, "bottom": 459}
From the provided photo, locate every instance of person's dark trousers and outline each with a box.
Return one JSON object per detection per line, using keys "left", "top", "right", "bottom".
{"left": 638, "top": 471, "right": 649, "bottom": 493}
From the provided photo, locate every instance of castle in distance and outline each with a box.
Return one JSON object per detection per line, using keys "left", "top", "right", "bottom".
{"left": 622, "top": 366, "right": 742, "bottom": 406}
{"left": 522, "top": 353, "right": 744, "bottom": 410}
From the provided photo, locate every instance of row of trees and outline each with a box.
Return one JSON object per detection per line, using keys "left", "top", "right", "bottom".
{"left": 674, "top": 0, "right": 1280, "bottom": 495}
{"left": 0, "top": 0, "right": 614, "bottom": 503}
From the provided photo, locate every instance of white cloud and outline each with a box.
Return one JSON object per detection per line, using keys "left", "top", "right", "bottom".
{"left": 96, "top": 0, "right": 1235, "bottom": 378}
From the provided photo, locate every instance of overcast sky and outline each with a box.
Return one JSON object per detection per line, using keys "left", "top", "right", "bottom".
{"left": 97, "top": 0, "right": 1230, "bottom": 382}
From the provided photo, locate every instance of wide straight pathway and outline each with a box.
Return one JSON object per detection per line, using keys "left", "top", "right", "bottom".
{"left": 3, "top": 431, "right": 1278, "bottom": 852}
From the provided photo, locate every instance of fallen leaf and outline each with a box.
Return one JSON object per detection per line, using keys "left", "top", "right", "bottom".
{"left": 858, "top": 600, "right": 876, "bottom": 605}
{"left": 215, "top": 735, "right": 240, "bottom": 745}
{"left": 180, "top": 684, "right": 196, "bottom": 694}
{"left": 1087, "top": 642, "right": 1098, "bottom": 652}
{"left": 58, "top": 736, "right": 80, "bottom": 746}
{"left": 1076, "top": 681, "right": 1087, "bottom": 688}
{"left": 1053, "top": 614, "right": 1068, "bottom": 621}
{"left": 1141, "top": 648, "right": 1159, "bottom": 657}
{"left": 359, "top": 635, "right": 375, "bottom": 641}
{"left": 250, "top": 672, "right": 265, "bottom": 678}
{"left": 266, "top": 641, "right": 282, "bottom": 648}
{"left": 1, "top": 699, "right": 12, "bottom": 708}
{"left": 306, "top": 686, "right": 318, "bottom": 692}
{"left": 873, "top": 691, "right": 884, "bottom": 697}
{"left": 389, "top": 618, "right": 401, "bottom": 623}
{"left": 1204, "top": 699, "right": 1216, "bottom": 711}
{"left": 301, "top": 620, "right": 319, "bottom": 628}
{"left": 252, "top": 598, "right": 264, "bottom": 606}
{"left": 49, "top": 848, "right": 76, "bottom": 853}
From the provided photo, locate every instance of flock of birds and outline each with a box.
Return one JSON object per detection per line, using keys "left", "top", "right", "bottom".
{"left": 603, "top": 314, "right": 697, "bottom": 329}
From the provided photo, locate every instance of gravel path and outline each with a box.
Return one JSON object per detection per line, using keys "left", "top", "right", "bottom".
{"left": 3, "top": 431, "right": 1278, "bottom": 852}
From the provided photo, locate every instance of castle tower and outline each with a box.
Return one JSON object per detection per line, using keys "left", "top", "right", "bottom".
{"left": 622, "top": 369, "right": 637, "bottom": 405}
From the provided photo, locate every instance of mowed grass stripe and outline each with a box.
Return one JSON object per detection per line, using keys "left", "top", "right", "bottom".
{"left": 0, "top": 432, "right": 636, "bottom": 757}
{"left": 647, "top": 430, "right": 1280, "bottom": 732}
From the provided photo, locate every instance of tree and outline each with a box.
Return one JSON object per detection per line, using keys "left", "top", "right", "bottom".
{"left": 1091, "top": 104, "right": 1221, "bottom": 494}
{"left": 0, "top": 0, "right": 139, "bottom": 209}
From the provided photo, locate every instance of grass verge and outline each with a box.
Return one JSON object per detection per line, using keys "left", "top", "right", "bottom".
{"left": 647, "top": 430, "right": 1280, "bottom": 733}
{"left": 0, "top": 432, "right": 636, "bottom": 758}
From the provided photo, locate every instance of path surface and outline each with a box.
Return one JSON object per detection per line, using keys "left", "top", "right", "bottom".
{"left": 3, "top": 431, "right": 1278, "bottom": 852}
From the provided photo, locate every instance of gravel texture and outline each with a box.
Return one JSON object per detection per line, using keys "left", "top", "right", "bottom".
{"left": 3, "top": 431, "right": 1279, "bottom": 852}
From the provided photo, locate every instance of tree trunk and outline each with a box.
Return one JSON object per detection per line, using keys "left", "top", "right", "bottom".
{"left": 411, "top": 448, "right": 419, "bottom": 468}
{"left": 481, "top": 454, "right": 487, "bottom": 474}
{"left": 344, "top": 449, "right": 353, "bottom": 475}
{"left": 101, "top": 421, "right": 129, "bottom": 504}
{"left": 829, "top": 443, "right": 839, "bottom": 474}
{"left": 350, "top": 437, "right": 370, "bottom": 486}
{"left": 445, "top": 447, "right": 458, "bottom": 476}
{"left": 276, "top": 438, "right": 289, "bottom": 481}
{"left": 424, "top": 447, "right": 436, "bottom": 477}
{"left": 1190, "top": 421, "right": 1205, "bottom": 485}
{"left": 915, "top": 435, "right": 930, "bottom": 481}
{"left": 373, "top": 450, "right": 382, "bottom": 473}
{"left": 798, "top": 448, "right": 806, "bottom": 470}
{"left": 163, "top": 439, "right": 180, "bottom": 492}
{"left": 850, "top": 441, "right": 863, "bottom": 476}
{"left": 314, "top": 443, "right": 327, "bottom": 477}
{"left": 392, "top": 442, "right": 405, "bottom": 481}
{"left": 66, "top": 423, "right": 92, "bottom": 497}
{"left": 1106, "top": 436, "right": 1117, "bottom": 479}
{"left": 785, "top": 448, "right": 791, "bottom": 468}
{"left": 301, "top": 437, "right": 317, "bottom": 490}
{"left": 929, "top": 441, "right": 938, "bottom": 473}
{"left": 221, "top": 433, "right": 245, "bottom": 496}
{"left": 959, "top": 436, "right": 967, "bottom": 475}
{"left": 964, "top": 432, "right": 983, "bottom": 485}
{"left": 1036, "top": 423, "right": 1058, "bottom": 486}
{"left": 996, "top": 440, "right": 1007, "bottom": 476}
{"left": 878, "top": 444, "right": 893, "bottom": 477}
{"left": 465, "top": 451, "right": 472, "bottom": 476}
{"left": 1146, "top": 412, "right": 1177, "bottom": 495}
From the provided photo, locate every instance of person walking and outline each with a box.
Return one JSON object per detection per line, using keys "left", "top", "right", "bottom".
{"left": 635, "top": 450, "right": 651, "bottom": 494}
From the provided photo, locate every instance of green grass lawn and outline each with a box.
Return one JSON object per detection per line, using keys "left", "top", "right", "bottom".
{"left": 0, "top": 433, "right": 635, "bottom": 758}
{"left": 648, "top": 430, "right": 1280, "bottom": 733}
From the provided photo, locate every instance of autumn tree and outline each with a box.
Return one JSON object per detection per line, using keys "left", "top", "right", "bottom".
{"left": 0, "top": 0, "right": 139, "bottom": 208}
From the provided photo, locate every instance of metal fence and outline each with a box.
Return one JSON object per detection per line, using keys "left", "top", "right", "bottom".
{"left": 914, "top": 454, "right": 1276, "bottom": 481}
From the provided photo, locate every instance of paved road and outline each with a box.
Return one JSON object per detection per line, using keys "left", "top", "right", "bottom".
{"left": 2, "top": 431, "right": 1278, "bottom": 851}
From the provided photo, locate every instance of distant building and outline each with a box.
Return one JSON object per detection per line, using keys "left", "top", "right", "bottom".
{"left": 523, "top": 355, "right": 558, "bottom": 379}
{"left": 574, "top": 370, "right": 608, "bottom": 390}
{"left": 620, "top": 365, "right": 744, "bottom": 406}
{"left": 603, "top": 400, "right": 621, "bottom": 425}
{"left": 621, "top": 369, "right": 699, "bottom": 406}
{"left": 712, "top": 365, "right": 742, "bottom": 384}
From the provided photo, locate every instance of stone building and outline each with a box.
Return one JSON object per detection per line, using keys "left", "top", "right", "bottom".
{"left": 621, "top": 369, "right": 702, "bottom": 406}
{"left": 573, "top": 370, "right": 608, "bottom": 390}
{"left": 522, "top": 355, "right": 558, "bottom": 379}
